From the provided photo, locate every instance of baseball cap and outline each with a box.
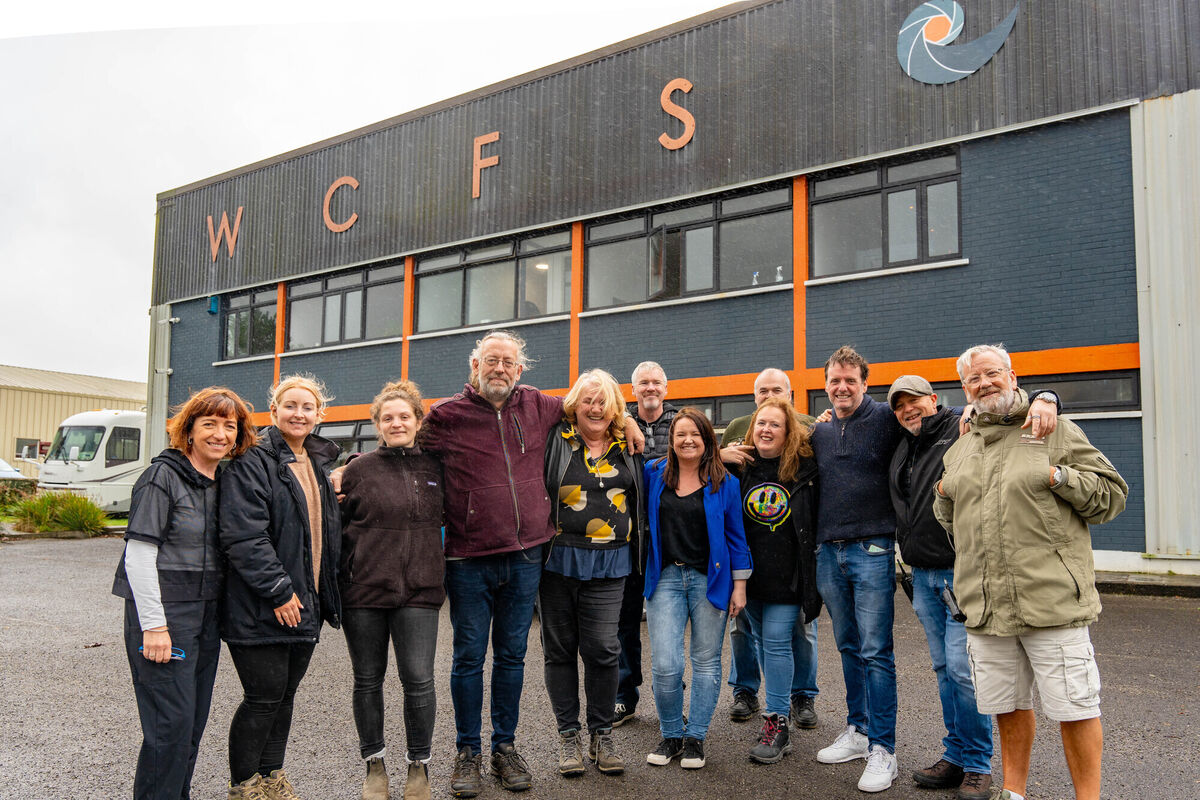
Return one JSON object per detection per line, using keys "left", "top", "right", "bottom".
{"left": 887, "top": 375, "right": 935, "bottom": 409}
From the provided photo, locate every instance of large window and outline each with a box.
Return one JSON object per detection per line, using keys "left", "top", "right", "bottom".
{"left": 105, "top": 427, "right": 140, "bottom": 468}
{"left": 810, "top": 152, "right": 960, "bottom": 278}
{"left": 223, "top": 289, "right": 277, "bottom": 359}
{"left": 288, "top": 264, "right": 404, "bottom": 350}
{"left": 585, "top": 185, "right": 791, "bottom": 310}
{"left": 415, "top": 230, "right": 571, "bottom": 333}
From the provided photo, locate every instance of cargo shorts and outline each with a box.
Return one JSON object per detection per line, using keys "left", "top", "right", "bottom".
{"left": 965, "top": 625, "right": 1101, "bottom": 722}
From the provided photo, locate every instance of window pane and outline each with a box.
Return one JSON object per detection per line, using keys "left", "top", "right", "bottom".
{"left": 812, "top": 195, "right": 882, "bottom": 277}
{"left": 365, "top": 280, "right": 404, "bottom": 339}
{"left": 234, "top": 310, "right": 249, "bottom": 356}
{"left": 518, "top": 252, "right": 570, "bottom": 317}
{"left": 253, "top": 289, "right": 277, "bottom": 305}
{"left": 290, "top": 279, "right": 322, "bottom": 298}
{"left": 416, "top": 271, "right": 463, "bottom": 331}
{"left": 519, "top": 231, "right": 571, "bottom": 252}
{"left": 250, "top": 305, "right": 277, "bottom": 355}
{"left": 417, "top": 252, "right": 460, "bottom": 272}
{"left": 719, "top": 210, "right": 791, "bottom": 289}
{"left": 224, "top": 311, "right": 240, "bottom": 357}
{"left": 317, "top": 423, "right": 357, "bottom": 438}
{"left": 288, "top": 297, "right": 322, "bottom": 349}
{"left": 887, "top": 189, "right": 918, "bottom": 263}
{"left": 326, "top": 273, "right": 361, "bottom": 291}
{"left": 721, "top": 188, "right": 790, "bottom": 215}
{"left": 464, "top": 242, "right": 514, "bottom": 262}
{"left": 588, "top": 217, "right": 644, "bottom": 241}
{"left": 228, "top": 294, "right": 249, "bottom": 309}
{"left": 652, "top": 203, "right": 713, "bottom": 228}
{"left": 105, "top": 427, "right": 140, "bottom": 466}
{"left": 587, "top": 237, "right": 648, "bottom": 308}
{"left": 887, "top": 155, "right": 957, "bottom": 184}
{"left": 323, "top": 294, "right": 342, "bottom": 343}
{"left": 812, "top": 170, "right": 878, "bottom": 198}
{"left": 465, "top": 261, "right": 516, "bottom": 325}
{"left": 343, "top": 289, "right": 363, "bottom": 339}
{"left": 369, "top": 264, "right": 404, "bottom": 282}
{"left": 718, "top": 398, "right": 756, "bottom": 424}
{"left": 927, "top": 181, "right": 959, "bottom": 257}
{"left": 684, "top": 227, "right": 714, "bottom": 292}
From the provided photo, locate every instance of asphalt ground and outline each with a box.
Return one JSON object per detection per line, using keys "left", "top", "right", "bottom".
{"left": 1, "top": 537, "right": 1197, "bottom": 800}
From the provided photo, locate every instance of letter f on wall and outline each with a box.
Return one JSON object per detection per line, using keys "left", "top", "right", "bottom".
{"left": 207, "top": 207, "right": 244, "bottom": 261}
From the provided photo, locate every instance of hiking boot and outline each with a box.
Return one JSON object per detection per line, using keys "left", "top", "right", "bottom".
{"left": 729, "top": 690, "right": 760, "bottom": 722}
{"left": 405, "top": 762, "right": 431, "bottom": 800}
{"left": 588, "top": 728, "right": 625, "bottom": 775}
{"left": 816, "top": 725, "right": 870, "bottom": 763}
{"left": 557, "top": 730, "right": 585, "bottom": 777}
{"left": 857, "top": 745, "right": 898, "bottom": 793}
{"left": 790, "top": 694, "right": 818, "bottom": 729}
{"left": 261, "top": 769, "right": 302, "bottom": 800}
{"left": 450, "top": 748, "right": 482, "bottom": 798}
{"left": 361, "top": 758, "right": 388, "bottom": 800}
{"left": 612, "top": 702, "right": 635, "bottom": 728}
{"left": 748, "top": 714, "right": 791, "bottom": 764}
{"left": 680, "top": 736, "right": 706, "bottom": 769}
{"left": 957, "top": 771, "right": 992, "bottom": 800}
{"left": 646, "top": 737, "right": 684, "bottom": 766}
{"left": 912, "top": 758, "right": 964, "bottom": 789}
{"left": 228, "top": 774, "right": 270, "bottom": 800}
{"left": 490, "top": 742, "right": 533, "bottom": 792}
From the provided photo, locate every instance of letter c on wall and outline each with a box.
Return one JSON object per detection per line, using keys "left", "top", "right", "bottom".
{"left": 658, "top": 78, "right": 695, "bottom": 151}
{"left": 323, "top": 176, "right": 359, "bottom": 233}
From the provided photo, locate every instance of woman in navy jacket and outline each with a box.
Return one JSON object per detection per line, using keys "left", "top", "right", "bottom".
{"left": 642, "top": 407, "right": 751, "bottom": 771}
{"left": 219, "top": 374, "right": 343, "bottom": 800}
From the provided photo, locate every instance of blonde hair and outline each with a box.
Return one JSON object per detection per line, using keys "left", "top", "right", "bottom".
{"left": 562, "top": 369, "right": 628, "bottom": 442}
{"left": 270, "top": 373, "right": 331, "bottom": 422}
{"left": 370, "top": 380, "right": 424, "bottom": 443}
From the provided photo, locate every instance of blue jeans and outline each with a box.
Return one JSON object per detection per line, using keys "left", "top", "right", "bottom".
{"left": 445, "top": 550, "right": 543, "bottom": 754}
{"left": 646, "top": 565, "right": 728, "bottom": 740}
{"left": 729, "top": 611, "right": 819, "bottom": 699}
{"left": 816, "top": 536, "right": 898, "bottom": 752}
{"left": 912, "top": 567, "right": 993, "bottom": 774}
{"left": 741, "top": 600, "right": 801, "bottom": 717}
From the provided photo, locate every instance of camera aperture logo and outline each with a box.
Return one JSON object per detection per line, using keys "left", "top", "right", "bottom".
{"left": 897, "top": 1, "right": 1020, "bottom": 85}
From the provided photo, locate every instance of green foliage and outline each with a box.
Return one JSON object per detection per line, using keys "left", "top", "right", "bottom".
{"left": 0, "top": 479, "right": 38, "bottom": 514}
{"left": 12, "top": 491, "right": 108, "bottom": 535}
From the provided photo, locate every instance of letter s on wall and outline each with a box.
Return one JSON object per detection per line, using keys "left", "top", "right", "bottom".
{"left": 658, "top": 78, "right": 695, "bottom": 151}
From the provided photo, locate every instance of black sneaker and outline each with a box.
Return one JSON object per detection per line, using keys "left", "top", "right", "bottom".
{"left": 790, "top": 695, "right": 818, "bottom": 729}
{"left": 730, "top": 690, "right": 760, "bottom": 722}
{"left": 612, "top": 702, "right": 635, "bottom": 728}
{"left": 450, "top": 748, "right": 482, "bottom": 798}
{"left": 680, "top": 736, "right": 706, "bottom": 769}
{"left": 646, "top": 737, "right": 684, "bottom": 766}
{"left": 490, "top": 742, "right": 532, "bottom": 792}
{"left": 749, "top": 714, "right": 791, "bottom": 764}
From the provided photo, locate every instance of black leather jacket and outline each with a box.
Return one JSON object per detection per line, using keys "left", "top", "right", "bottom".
{"left": 888, "top": 405, "right": 960, "bottom": 569}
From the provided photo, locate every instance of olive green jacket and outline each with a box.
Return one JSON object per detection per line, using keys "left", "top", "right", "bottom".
{"left": 933, "top": 390, "right": 1128, "bottom": 636}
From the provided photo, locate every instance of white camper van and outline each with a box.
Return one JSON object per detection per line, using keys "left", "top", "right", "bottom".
{"left": 37, "top": 409, "right": 147, "bottom": 514}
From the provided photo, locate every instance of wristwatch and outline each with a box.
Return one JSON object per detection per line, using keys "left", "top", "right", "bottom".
{"left": 1051, "top": 465, "right": 1064, "bottom": 487}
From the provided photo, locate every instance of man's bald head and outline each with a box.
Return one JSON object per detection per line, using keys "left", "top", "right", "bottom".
{"left": 753, "top": 368, "right": 792, "bottom": 406}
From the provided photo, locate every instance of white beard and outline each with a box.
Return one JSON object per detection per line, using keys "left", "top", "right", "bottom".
{"left": 974, "top": 389, "right": 1017, "bottom": 416}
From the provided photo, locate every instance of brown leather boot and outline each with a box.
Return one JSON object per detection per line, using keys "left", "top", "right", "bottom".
{"left": 361, "top": 757, "right": 388, "bottom": 800}
{"left": 405, "top": 761, "right": 431, "bottom": 800}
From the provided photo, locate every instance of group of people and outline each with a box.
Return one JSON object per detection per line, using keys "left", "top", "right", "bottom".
{"left": 115, "top": 330, "right": 1128, "bottom": 800}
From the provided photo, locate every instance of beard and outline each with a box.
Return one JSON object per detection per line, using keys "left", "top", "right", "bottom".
{"left": 479, "top": 375, "right": 515, "bottom": 405}
{"left": 973, "top": 388, "right": 1017, "bottom": 416}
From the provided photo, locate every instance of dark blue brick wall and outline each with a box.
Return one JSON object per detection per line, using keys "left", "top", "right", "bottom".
{"left": 408, "top": 321, "right": 571, "bottom": 398}
{"left": 168, "top": 298, "right": 274, "bottom": 410}
{"left": 280, "top": 342, "right": 406, "bottom": 407}
{"left": 580, "top": 291, "right": 793, "bottom": 382}
{"left": 806, "top": 111, "right": 1137, "bottom": 367}
{"left": 1073, "top": 417, "right": 1145, "bottom": 553}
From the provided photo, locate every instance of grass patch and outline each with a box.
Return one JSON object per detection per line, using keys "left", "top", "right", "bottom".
{"left": 12, "top": 491, "right": 108, "bottom": 536}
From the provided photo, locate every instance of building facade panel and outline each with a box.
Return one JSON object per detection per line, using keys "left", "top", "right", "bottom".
{"left": 168, "top": 299, "right": 273, "bottom": 409}
{"left": 1073, "top": 418, "right": 1145, "bottom": 553}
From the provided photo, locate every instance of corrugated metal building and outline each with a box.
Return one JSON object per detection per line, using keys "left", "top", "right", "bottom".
{"left": 0, "top": 365, "right": 147, "bottom": 477}
{"left": 148, "top": 0, "right": 1200, "bottom": 573}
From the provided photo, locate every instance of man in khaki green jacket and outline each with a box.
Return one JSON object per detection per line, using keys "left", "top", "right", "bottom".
{"left": 933, "top": 345, "right": 1127, "bottom": 800}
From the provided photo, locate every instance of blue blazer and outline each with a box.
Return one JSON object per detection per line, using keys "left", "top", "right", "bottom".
{"left": 643, "top": 458, "right": 752, "bottom": 611}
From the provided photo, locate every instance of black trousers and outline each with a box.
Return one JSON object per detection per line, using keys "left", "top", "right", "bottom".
{"left": 226, "top": 641, "right": 315, "bottom": 783}
{"left": 615, "top": 568, "right": 646, "bottom": 709}
{"left": 538, "top": 570, "right": 625, "bottom": 733}
{"left": 123, "top": 598, "right": 221, "bottom": 800}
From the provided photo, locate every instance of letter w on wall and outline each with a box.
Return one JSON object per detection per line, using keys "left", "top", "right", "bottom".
{"left": 207, "top": 207, "right": 244, "bottom": 261}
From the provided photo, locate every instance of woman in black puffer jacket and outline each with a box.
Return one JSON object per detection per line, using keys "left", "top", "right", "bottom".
{"left": 219, "top": 374, "right": 342, "bottom": 800}
{"left": 337, "top": 380, "right": 444, "bottom": 800}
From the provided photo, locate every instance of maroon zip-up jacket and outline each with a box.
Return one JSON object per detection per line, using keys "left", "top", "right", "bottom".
{"left": 420, "top": 383, "right": 562, "bottom": 558}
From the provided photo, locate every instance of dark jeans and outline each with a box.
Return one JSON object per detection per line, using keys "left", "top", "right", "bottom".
{"left": 124, "top": 599, "right": 221, "bottom": 800}
{"left": 226, "top": 641, "right": 316, "bottom": 783}
{"left": 615, "top": 568, "right": 645, "bottom": 709}
{"left": 444, "top": 549, "right": 543, "bottom": 754}
{"left": 539, "top": 570, "right": 625, "bottom": 732}
{"left": 342, "top": 606, "right": 439, "bottom": 760}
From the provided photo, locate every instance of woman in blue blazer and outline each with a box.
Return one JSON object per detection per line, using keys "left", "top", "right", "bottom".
{"left": 642, "top": 407, "right": 752, "bottom": 771}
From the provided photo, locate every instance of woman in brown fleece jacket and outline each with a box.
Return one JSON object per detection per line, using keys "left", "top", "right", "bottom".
{"left": 338, "top": 380, "right": 444, "bottom": 800}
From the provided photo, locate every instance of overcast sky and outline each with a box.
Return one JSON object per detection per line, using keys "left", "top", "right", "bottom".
{"left": 0, "top": 1, "right": 726, "bottom": 382}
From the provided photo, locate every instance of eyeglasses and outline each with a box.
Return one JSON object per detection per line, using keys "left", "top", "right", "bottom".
{"left": 963, "top": 368, "right": 1008, "bottom": 389}
{"left": 481, "top": 357, "right": 518, "bottom": 369}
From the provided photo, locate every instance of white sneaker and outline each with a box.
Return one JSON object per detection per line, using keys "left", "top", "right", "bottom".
{"left": 857, "top": 745, "right": 898, "bottom": 792}
{"left": 816, "top": 725, "right": 869, "bottom": 763}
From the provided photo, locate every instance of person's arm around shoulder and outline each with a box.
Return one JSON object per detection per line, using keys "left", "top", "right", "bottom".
{"left": 1047, "top": 422, "right": 1129, "bottom": 524}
